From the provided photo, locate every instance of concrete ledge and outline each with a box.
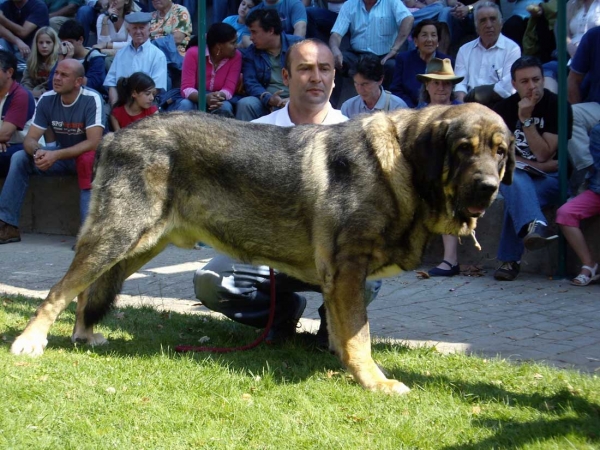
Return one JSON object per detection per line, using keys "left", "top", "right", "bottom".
{"left": 0, "top": 176, "right": 81, "bottom": 236}
{"left": 422, "top": 197, "right": 600, "bottom": 277}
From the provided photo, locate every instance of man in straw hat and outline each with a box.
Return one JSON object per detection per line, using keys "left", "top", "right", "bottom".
{"left": 416, "top": 57, "right": 464, "bottom": 108}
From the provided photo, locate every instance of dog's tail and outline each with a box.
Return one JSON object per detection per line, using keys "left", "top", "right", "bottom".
{"left": 83, "top": 262, "right": 127, "bottom": 327}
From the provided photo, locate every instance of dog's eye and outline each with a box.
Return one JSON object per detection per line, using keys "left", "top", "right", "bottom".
{"left": 497, "top": 147, "right": 507, "bottom": 157}
{"left": 457, "top": 143, "right": 471, "bottom": 153}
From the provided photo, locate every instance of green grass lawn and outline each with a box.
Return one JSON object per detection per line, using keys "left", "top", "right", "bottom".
{"left": 1, "top": 294, "right": 599, "bottom": 450}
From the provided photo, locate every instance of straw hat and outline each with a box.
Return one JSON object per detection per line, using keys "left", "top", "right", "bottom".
{"left": 416, "top": 58, "right": 464, "bottom": 84}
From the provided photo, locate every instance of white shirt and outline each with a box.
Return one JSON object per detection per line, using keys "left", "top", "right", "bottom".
{"left": 454, "top": 33, "right": 521, "bottom": 99}
{"left": 252, "top": 103, "right": 348, "bottom": 126}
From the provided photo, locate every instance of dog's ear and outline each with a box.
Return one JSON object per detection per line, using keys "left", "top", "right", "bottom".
{"left": 409, "top": 118, "right": 451, "bottom": 203}
{"left": 502, "top": 136, "right": 516, "bottom": 185}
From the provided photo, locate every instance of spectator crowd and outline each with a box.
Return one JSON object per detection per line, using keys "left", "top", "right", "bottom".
{"left": 0, "top": 0, "right": 598, "bottom": 292}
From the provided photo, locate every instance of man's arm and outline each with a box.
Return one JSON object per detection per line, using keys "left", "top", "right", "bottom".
{"left": 567, "top": 70, "right": 585, "bottom": 105}
{"left": 23, "top": 125, "right": 46, "bottom": 156}
{"left": 49, "top": 4, "right": 79, "bottom": 18}
{"left": 293, "top": 20, "right": 307, "bottom": 37}
{"left": 108, "top": 86, "right": 118, "bottom": 106}
{"left": 381, "top": 15, "right": 414, "bottom": 65}
{"left": 0, "top": 25, "right": 31, "bottom": 58}
{"left": 31, "top": 126, "right": 103, "bottom": 172}
{"left": 329, "top": 32, "right": 344, "bottom": 69}
{"left": 0, "top": 15, "right": 39, "bottom": 40}
{"left": 522, "top": 128, "right": 558, "bottom": 164}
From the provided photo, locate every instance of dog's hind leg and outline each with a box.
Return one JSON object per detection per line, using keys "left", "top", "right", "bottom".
{"left": 322, "top": 260, "right": 410, "bottom": 396}
{"left": 70, "top": 239, "right": 169, "bottom": 346}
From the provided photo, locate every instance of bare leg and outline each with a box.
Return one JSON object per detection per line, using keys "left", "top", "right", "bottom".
{"left": 559, "top": 224, "right": 597, "bottom": 279}
{"left": 434, "top": 234, "right": 459, "bottom": 269}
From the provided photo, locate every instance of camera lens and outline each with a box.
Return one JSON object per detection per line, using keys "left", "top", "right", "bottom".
{"left": 109, "top": 13, "right": 118, "bottom": 22}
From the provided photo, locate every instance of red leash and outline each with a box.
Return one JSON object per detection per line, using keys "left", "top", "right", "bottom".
{"left": 174, "top": 268, "right": 276, "bottom": 354}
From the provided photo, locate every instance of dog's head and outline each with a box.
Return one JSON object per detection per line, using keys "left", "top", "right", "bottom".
{"left": 405, "top": 103, "right": 515, "bottom": 233}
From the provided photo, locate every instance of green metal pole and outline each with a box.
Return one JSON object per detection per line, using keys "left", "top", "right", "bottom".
{"left": 556, "top": 2, "right": 568, "bottom": 278}
{"left": 197, "top": 1, "right": 207, "bottom": 111}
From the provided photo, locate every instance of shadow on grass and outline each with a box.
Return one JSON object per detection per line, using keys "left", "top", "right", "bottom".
{"left": 3, "top": 296, "right": 599, "bottom": 448}
{"left": 381, "top": 357, "right": 600, "bottom": 449}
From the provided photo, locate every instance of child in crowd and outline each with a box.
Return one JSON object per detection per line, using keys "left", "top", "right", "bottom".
{"left": 109, "top": 72, "right": 158, "bottom": 131}
{"left": 556, "top": 123, "right": 600, "bottom": 286}
{"left": 222, "top": 0, "right": 256, "bottom": 48}
{"left": 21, "top": 27, "right": 60, "bottom": 99}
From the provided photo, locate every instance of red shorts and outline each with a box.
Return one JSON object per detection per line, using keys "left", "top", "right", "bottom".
{"left": 556, "top": 190, "right": 600, "bottom": 227}
{"left": 76, "top": 150, "right": 95, "bottom": 190}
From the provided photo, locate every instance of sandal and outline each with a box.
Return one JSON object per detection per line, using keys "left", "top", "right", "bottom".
{"left": 428, "top": 260, "right": 460, "bottom": 277}
{"left": 571, "top": 263, "right": 600, "bottom": 286}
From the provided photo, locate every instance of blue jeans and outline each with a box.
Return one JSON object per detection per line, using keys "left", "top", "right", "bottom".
{"left": 76, "top": 5, "right": 98, "bottom": 46}
{"left": 0, "top": 143, "right": 24, "bottom": 177}
{"left": 497, "top": 170, "right": 559, "bottom": 262}
{"left": 306, "top": 7, "right": 338, "bottom": 43}
{"left": 235, "top": 96, "right": 270, "bottom": 122}
{"left": 0, "top": 149, "right": 88, "bottom": 227}
{"left": 438, "top": 7, "right": 475, "bottom": 45}
{"left": 174, "top": 98, "right": 234, "bottom": 116}
{"left": 0, "top": 39, "right": 27, "bottom": 65}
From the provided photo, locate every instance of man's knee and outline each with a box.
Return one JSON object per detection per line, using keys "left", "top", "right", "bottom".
{"left": 235, "top": 96, "right": 264, "bottom": 121}
{"left": 193, "top": 268, "right": 224, "bottom": 312}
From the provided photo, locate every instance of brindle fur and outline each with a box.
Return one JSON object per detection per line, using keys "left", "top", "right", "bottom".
{"left": 11, "top": 103, "right": 514, "bottom": 395}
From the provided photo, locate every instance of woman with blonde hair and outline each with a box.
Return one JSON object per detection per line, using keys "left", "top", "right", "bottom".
{"left": 21, "top": 27, "right": 60, "bottom": 99}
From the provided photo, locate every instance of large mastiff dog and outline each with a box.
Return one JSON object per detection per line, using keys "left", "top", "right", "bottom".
{"left": 11, "top": 103, "right": 514, "bottom": 395}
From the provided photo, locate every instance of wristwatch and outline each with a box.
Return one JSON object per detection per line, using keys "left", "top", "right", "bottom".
{"left": 467, "top": 4, "right": 474, "bottom": 13}
{"left": 523, "top": 118, "right": 534, "bottom": 128}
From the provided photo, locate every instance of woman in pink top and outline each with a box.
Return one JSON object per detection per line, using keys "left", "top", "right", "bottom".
{"left": 176, "top": 23, "right": 242, "bottom": 117}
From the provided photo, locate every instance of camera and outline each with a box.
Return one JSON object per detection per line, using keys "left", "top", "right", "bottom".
{"left": 108, "top": 12, "right": 119, "bottom": 23}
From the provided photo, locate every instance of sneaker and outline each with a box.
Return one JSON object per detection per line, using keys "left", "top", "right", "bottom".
{"left": 0, "top": 220, "right": 21, "bottom": 244}
{"left": 522, "top": 220, "right": 558, "bottom": 251}
{"left": 265, "top": 293, "right": 306, "bottom": 344}
{"left": 494, "top": 261, "right": 520, "bottom": 281}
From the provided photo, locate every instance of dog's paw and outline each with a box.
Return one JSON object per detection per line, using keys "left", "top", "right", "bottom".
{"left": 374, "top": 380, "right": 411, "bottom": 396}
{"left": 71, "top": 332, "right": 108, "bottom": 346}
{"left": 11, "top": 334, "right": 48, "bottom": 357}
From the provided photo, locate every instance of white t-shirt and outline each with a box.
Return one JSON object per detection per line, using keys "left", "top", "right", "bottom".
{"left": 252, "top": 102, "right": 348, "bottom": 126}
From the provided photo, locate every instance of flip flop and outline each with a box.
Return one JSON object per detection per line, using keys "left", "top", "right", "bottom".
{"left": 571, "top": 263, "right": 600, "bottom": 286}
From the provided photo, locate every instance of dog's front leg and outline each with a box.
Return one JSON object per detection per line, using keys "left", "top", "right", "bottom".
{"left": 323, "top": 262, "right": 410, "bottom": 395}
{"left": 71, "top": 289, "right": 108, "bottom": 346}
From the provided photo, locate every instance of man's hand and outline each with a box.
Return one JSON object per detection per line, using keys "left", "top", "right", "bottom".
{"left": 381, "top": 48, "right": 398, "bottom": 65}
{"left": 518, "top": 89, "right": 542, "bottom": 123}
{"left": 451, "top": 2, "right": 469, "bottom": 20}
{"left": 0, "top": 142, "right": 9, "bottom": 153}
{"left": 16, "top": 40, "right": 31, "bottom": 59}
{"left": 33, "top": 149, "right": 59, "bottom": 171}
{"left": 268, "top": 90, "right": 288, "bottom": 109}
{"left": 331, "top": 48, "right": 343, "bottom": 70}
{"left": 60, "top": 41, "right": 75, "bottom": 59}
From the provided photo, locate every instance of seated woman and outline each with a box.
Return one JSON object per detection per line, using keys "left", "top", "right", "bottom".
{"left": 415, "top": 58, "right": 465, "bottom": 276}
{"left": 92, "top": 0, "right": 138, "bottom": 70}
{"left": 389, "top": 20, "right": 451, "bottom": 108}
{"left": 175, "top": 23, "right": 242, "bottom": 117}
{"left": 556, "top": 123, "right": 600, "bottom": 286}
{"left": 21, "top": 27, "right": 60, "bottom": 100}
{"left": 223, "top": 0, "right": 256, "bottom": 49}
{"left": 149, "top": 0, "right": 192, "bottom": 71}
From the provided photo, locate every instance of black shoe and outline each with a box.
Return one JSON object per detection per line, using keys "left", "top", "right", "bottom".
{"left": 265, "top": 293, "right": 306, "bottom": 344}
{"left": 428, "top": 260, "right": 460, "bottom": 277}
{"left": 522, "top": 220, "right": 558, "bottom": 251}
{"left": 494, "top": 261, "right": 520, "bottom": 281}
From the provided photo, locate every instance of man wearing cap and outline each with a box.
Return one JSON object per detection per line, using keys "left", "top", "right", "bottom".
{"left": 340, "top": 53, "right": 408, "bottom": 119}
{"left": 104, "top": 11, "right": 167, "bottom": 107}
